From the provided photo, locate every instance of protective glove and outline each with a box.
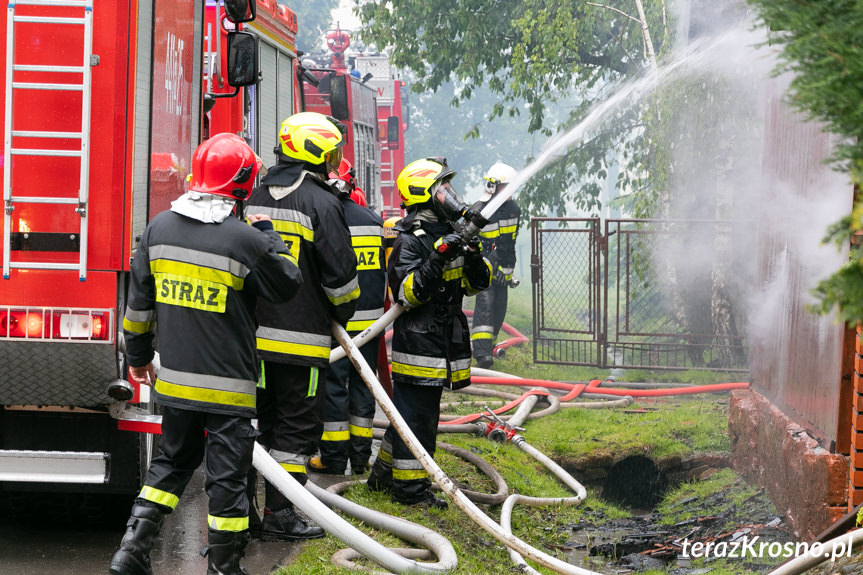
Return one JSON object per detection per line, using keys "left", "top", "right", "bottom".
{"left": 464, "top": 235, "right": 481, "bottom": 254}
{"left": 433, "top": 233, "right": 465, "bottom": 261}
{"left": 494, "top": 266, "right": 508, "bottom": 285}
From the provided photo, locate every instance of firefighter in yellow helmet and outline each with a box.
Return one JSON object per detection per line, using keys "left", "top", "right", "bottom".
{"left": 110, "top": 133, "right": 302, "bottom": 575}
{"left": 245, "top": 112, "right": 359, "bottom": 540}
{"left": 471, "top": 161, "right": 521, "bottom": 368}
{"left": 366, "top": 157, "right": 492, "bottom": 508}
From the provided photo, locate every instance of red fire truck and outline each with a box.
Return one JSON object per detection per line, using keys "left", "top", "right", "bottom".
{"left": 0, "top": 0, "right": 302, "bottom": 501}
{"left": 299, "top": 27, "right": 409, "bottom": 218}
{"left": 353, "top": 54, "right": 409, "bottom": 219}
{"left": 299, "top": 26, "right": 381, "bottom": 211}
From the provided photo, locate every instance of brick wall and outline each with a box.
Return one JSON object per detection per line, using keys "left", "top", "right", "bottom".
{"left": 729, "top": 389, "right": 848, "bottom": 540}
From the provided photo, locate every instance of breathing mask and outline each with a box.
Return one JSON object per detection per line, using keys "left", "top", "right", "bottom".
{"left": 431, "top": 180, "right": 468, "bottom": 225}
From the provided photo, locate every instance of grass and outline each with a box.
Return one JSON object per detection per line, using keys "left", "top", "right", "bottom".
{"left": 656, "top": 468, "right": 768, "bottom": 527}
{"left": 274, "top": 278, "right": 760, "bottom": 573}
{"left": 275, "top": 387, "right": 737, "bottom": 574}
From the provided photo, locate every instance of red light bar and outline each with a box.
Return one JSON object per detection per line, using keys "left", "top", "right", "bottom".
{"left": 0, "top": 307, "right": 113, "bottom": 342}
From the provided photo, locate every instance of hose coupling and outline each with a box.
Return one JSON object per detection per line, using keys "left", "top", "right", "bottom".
{"left": 480, "top": 405, "right": 524, "bottom": 444}
{"left": 487, "top": 426, "right": 509, "bottom": 443}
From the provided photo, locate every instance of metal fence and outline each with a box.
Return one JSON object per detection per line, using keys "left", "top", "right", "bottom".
{"left": 531, "top": 217, "right": 753, "bottom": 371}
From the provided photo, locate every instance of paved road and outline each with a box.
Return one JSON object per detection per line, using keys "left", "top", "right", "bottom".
{"left": 0, "top": 467, "right": 305, "bottom": 575}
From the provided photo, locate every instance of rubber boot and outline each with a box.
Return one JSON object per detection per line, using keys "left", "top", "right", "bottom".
{"left": 308, "top": 455, "right": 346, "bottom": 475}
{"left": 259, "top": 503, "right": 325, "bottom": 541}
{"left": 203, "top": 529, "right": 250, "bottom": 575}
{"left": 109, "top": 503, "right": 165, "bottom": 575}
{"left": 365, "top": 460, "right": 393, "bottom": 493}
{"left": 392, "top": 489, "right": 448, "bottom": 510}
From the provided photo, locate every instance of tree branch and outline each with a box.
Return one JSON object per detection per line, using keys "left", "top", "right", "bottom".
{"left": 586, "top": 0, "right": 657, "bottom": 71}
{"left": 633, "top": 0, "right": 658, "bottom": 71}
{"left": 585, "top": 2, "right": 642, "bottom": 24}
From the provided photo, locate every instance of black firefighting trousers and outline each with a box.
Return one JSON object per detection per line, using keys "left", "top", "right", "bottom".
{"left": 370, "top": 382, "right": 443, "bottom": 503}
{"left": 319, "top": 337, "right": 379, "bottom": 472}
{"left": 255, "top": 362, "right": 326, "bottom": 508}
{"left": 471, "top": 280, "right": 510, "bottom": 360}
{"left": 141, "top": 405, "right": 255, "bottom": 527}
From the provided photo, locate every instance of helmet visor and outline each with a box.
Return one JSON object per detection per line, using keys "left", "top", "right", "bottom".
{"left": 326, "top": 147, "right": 344, "bottom": 173}
{"left": 433, "top": 180, "right": 466, "bottom": 223}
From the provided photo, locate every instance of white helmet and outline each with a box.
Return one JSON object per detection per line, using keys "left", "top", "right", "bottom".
{"left": 481, "top": 161, "right": 517, "bottom": 201}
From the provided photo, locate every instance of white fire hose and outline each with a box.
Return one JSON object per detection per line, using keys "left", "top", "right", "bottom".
{"left": 261, "top": 168, "right": 602, "bottom": 573}
{"left": 253, "top": 443, "right": 453, "bottom": 574}
{"left": 333, "top": 321, "right": 604, "bottom": 575}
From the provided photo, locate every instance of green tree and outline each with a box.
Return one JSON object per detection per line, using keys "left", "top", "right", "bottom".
{"left": 746, "top": 0, "right": 863, "bottom": 322}
{"left": 357, "top": 0, "right": 671, "bottom": 216}
{"left": 282, "top": 0, "right": 339, "bottom": 54}
{"left": 357, "top": 0, "right": 760, "bottom": 368}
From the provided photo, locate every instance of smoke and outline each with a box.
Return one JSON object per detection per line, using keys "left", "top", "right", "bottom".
{"left": 651, "top": 2, "right": 852, "bottom": 378}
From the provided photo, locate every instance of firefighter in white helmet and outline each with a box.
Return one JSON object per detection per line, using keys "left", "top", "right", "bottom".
{"left": 366, "top": 157, "right": 492, "bottom": 508}
{"left": 471, "top": 161, "right": 521, "bottom": 369}
{"left": 244, "top": 112, "right": 359, "bottom": 541}
{"left": 110, "top": 133, "right": 303, "bottom": 575}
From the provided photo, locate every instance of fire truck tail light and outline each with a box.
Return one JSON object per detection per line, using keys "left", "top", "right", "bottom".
{"left": 0, "top": 307, "right": 113, "bottom": 342}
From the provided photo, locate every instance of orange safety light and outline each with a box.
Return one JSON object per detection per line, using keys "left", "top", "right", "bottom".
{"left": 24, "top": 312, "right": 44, "bottom": 337}
{"left": 91, "top": 315, "right": 105, "bottom": 339}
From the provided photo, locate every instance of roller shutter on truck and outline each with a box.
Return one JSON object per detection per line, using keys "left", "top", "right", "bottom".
{"left": 252, "top": 37, "right": 295, "bottom": 167}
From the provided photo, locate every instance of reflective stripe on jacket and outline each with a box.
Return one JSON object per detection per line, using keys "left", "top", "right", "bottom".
{"left": 479, "top": 198, "right": 521, "bottom": 270}
{"left": 247, "top": 165, "right": 359, "bottom": 367}
{"left": 341, "top": 198, "right": 386, "bottom": 336}
{"left": 124, "top": 211, "right": 302, "bottom": 417}
{"left": 388, "top": 219, "right": 491, "bottom": 388}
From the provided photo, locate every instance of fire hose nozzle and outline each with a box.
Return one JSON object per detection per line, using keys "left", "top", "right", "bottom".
{"left": 508, "top": 277, "right": 520, "bottom": 288}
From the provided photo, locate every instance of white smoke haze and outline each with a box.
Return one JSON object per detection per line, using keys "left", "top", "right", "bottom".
{"left": 635, "top": 6, "right": 851, "bottom": 374}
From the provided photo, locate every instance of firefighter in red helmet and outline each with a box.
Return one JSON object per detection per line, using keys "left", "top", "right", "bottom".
{"left": 110, "top": 133, "right": 303, "bottom": 575}
{"left": 309, "top": 159, "right": 385, "bottom": 475}
{"left": 366, "top": 157, "right": 492, "bottom": 508}
{"left": 245, "top": 112, "right": 359, "bottom": 541}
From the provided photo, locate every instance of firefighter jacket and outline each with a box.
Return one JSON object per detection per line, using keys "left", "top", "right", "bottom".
{"left": 340, "top": 197, "right": 386, "bottom": 336}
{"left": 388, "top": 218, "right": 492, "bottom": 389}
{"left": 479, "top": 198, "right": 521, "bottom": 282}
{"left": 123, "top": 211, "right": 302, "bottom": 418}
{"left": 246, "top": 162, "right": 359, "bottom": 368}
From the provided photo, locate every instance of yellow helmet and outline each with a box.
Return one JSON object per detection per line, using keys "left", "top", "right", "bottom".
{"left": 277, "top": 112, "right": 344, "bottom": 166}
{"left": 396, "top": 157, "right": 456, "bottom": 207}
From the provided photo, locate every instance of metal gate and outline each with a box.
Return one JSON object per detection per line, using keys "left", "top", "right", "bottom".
{"left": 531, "top": 218, "right": 751, "bottom": 371}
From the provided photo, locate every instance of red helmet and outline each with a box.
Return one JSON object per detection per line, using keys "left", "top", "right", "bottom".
{"left": 188, "top": 133, "right": 262, "bottom": 200}
{"left": 334, "top": 158, "right": 353, "bottom": 183}
{"left": 350, "top": 187, "right": 367, "bottom": 207}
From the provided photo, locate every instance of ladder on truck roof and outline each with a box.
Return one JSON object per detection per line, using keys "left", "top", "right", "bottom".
{"left": 3, "top": 0, "right": 94, "bottom": 280}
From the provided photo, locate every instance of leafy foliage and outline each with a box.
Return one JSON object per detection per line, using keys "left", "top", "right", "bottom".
{"left": 357, "top": 0, "right": 672, "bottom": 215}
{"left": 747, "top": 0, "right": 863, "bottom": 321}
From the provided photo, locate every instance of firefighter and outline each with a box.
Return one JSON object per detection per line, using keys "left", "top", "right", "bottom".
{"left": 245, "top": 112, "right": 359, "bottom": 541}
{"left": 110, "top": 133, "right": 303, "bottom": 575}
{"left": 309, "top": 160, "right": 385, "bottom": 475}
{"left": 471, "top": 161, "right": 522, "bottom": 369}
{"left": 366, "top": 157, "right": 492, "bottom": 508}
